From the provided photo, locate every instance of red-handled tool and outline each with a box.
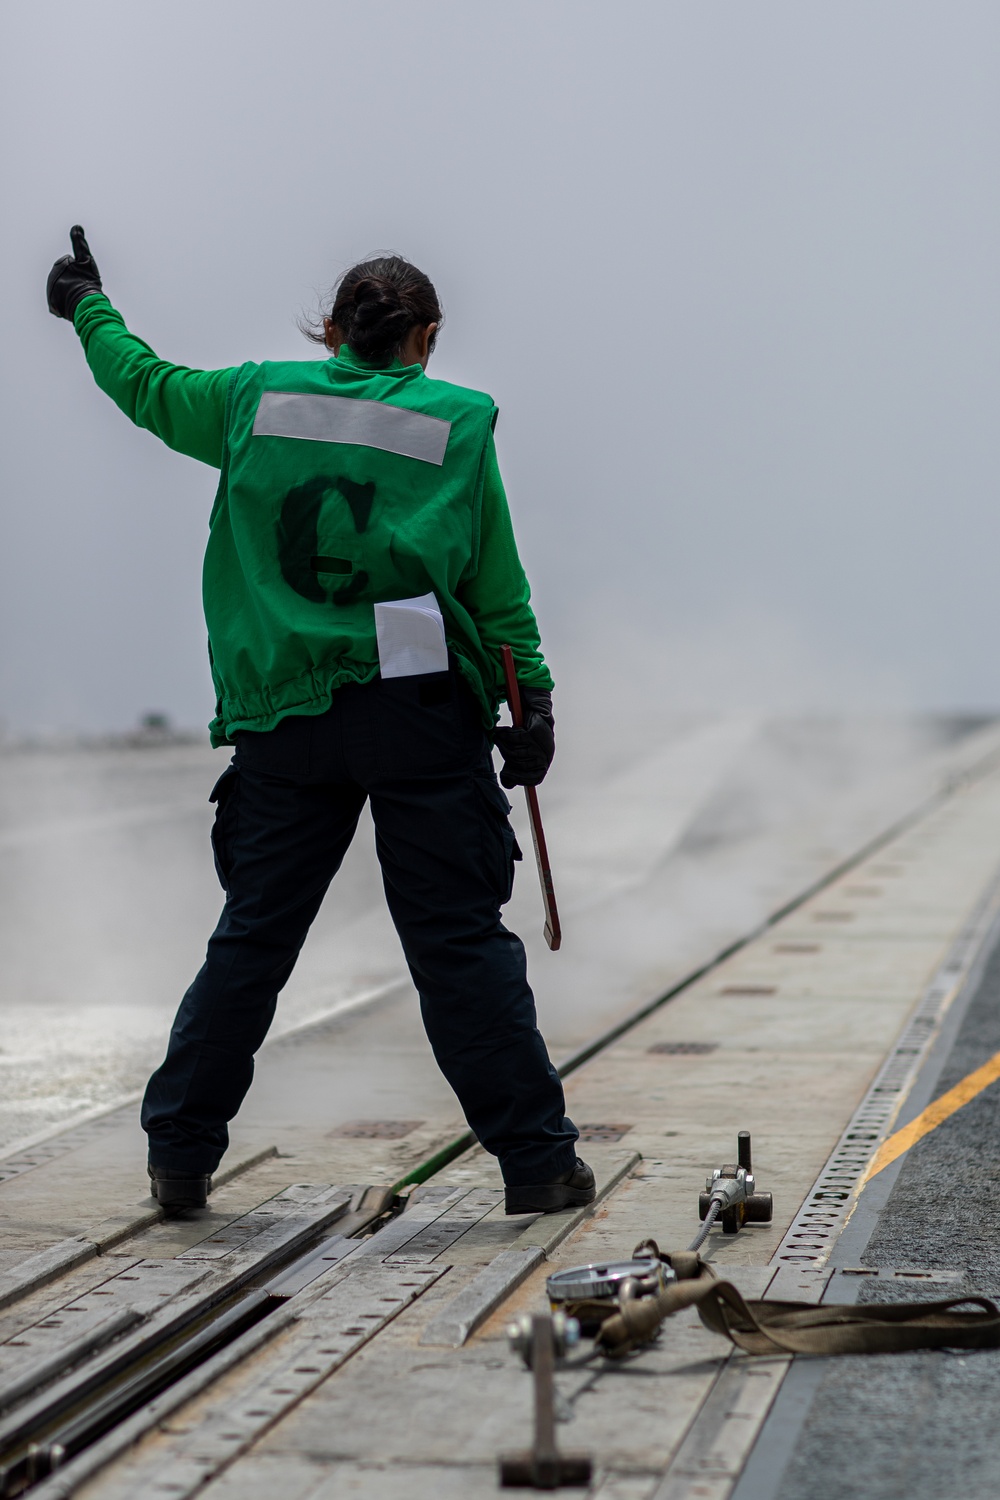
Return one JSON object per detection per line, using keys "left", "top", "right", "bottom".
{"left": 500, "top": 645, "right": 562, "bottom": 951}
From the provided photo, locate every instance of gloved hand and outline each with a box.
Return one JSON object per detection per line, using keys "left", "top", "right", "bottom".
{"left": 493, "top": 687, "right": 555, "bottom": 788}
{"left": 47, "top": 225, "right": 103, "bottom": 320}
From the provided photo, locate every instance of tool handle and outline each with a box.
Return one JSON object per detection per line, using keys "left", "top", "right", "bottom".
{"left": 501, "top": 645, "right": 526, "bottom": 729}
{"left": 499, "top": 646, "right": 562, "bottom": 951}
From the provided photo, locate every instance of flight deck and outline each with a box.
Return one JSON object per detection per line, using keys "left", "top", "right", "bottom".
{"left": 3, "top": 724, "right": 1000, "bottom": 1497}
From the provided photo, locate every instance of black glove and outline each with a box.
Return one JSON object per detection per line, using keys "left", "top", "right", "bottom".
{"left": 47, "top": 225, "right": 103, "bottom": 320}
{"left": 493, "top": 687, "right": 555, "bottom": 788}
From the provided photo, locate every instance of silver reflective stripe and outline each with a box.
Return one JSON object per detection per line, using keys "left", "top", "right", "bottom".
{"left": 252, "top": 391, "right": 451, "bottom": 466}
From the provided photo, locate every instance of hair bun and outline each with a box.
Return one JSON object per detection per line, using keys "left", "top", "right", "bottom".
{"left": 352, "top": 276, "right": 401, "bottom": 311}
{"left": 310, "top": 255, "right": 442, "bottom": 365}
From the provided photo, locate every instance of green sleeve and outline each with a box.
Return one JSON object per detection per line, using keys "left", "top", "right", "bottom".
{"left": 73, "top": 294, "right": 233, "bottom": 469}
{"left": 458, "top": 434, "right": 554, "bottom": 693}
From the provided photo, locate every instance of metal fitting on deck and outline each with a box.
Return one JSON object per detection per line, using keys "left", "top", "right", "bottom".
{"left": 500, "top": 1313, "right": 592, "bottom": 1488}
{"left": 507, "top": 1309, "right": 581, "bottom": 1367}
{"left": 698, "top": 1131, "right": 774, "bottom": 1234}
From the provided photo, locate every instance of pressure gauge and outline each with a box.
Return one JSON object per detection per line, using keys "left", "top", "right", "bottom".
{"left": 546, "top": 1257, "right": 674, "bottom": 1308}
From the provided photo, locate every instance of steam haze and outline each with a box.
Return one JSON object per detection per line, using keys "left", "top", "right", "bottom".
{"left": 2, "top": 1, "right": 1000, "bottom": 733}
{"left": 3, "top": 1, "right": 1000, "bottom": 1148}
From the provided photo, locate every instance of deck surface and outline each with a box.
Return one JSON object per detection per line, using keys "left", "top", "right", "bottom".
{"left": 3, "top": 727, "right": 1000, "bottom": 1496}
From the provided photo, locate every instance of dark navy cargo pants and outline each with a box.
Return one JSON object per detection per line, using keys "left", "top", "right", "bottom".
{"left": 141, "top": 669, "right": 578, "bottom": 1186}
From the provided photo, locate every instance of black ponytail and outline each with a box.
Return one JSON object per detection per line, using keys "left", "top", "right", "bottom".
{"left": 302, "top": 255, "right": 443, "bottom": 365}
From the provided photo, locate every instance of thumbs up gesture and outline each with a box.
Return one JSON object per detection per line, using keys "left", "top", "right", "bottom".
{"left": 47, "top": 225, "right": 103, "bottom": 320}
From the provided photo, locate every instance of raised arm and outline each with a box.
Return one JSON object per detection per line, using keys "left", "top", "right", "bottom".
{"left": 48, "top": 226, "right": 233, "bottom": 469}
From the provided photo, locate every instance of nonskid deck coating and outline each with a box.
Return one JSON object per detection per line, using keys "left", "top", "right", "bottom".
{"left": 31, "top": 762, "right": 1000, "bottom": 1497}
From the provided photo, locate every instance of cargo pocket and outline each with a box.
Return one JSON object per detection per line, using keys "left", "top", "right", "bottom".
{"left": 209, "top": 763, "right": 240, "bottom": 892}
{"left": 475, "top": 775, "right": 523, "bottom": 906}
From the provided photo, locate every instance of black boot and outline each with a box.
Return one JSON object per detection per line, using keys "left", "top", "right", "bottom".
{"left": 504, "top": 1157, "right": 596, "bottom": 1216}
{"left": 148, "top": 1163, "right": 212, "bottom": 1216}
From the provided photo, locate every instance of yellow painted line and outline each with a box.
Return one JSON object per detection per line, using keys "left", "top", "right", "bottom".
{"left": 862, "top": 1048, "right": 1000, "bottom": 1184}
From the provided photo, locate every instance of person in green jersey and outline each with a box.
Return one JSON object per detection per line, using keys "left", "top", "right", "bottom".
{"left": 47, "top": 226, "right": 594, "bottom": 1217}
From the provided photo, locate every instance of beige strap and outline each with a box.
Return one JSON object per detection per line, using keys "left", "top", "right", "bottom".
{"left": 596, "top": 1254, "right": 1000, "bottom": 1358}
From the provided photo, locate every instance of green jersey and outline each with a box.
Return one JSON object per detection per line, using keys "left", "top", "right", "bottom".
{"left": 73, "top": 294, "right": 553, "bottom": 745}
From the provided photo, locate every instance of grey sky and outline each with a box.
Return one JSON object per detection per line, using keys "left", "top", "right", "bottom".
{"left": 1, "top": 1, "right": 998, "bottom": 734}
